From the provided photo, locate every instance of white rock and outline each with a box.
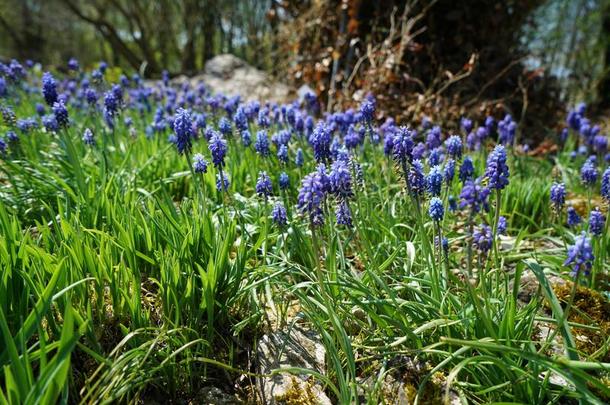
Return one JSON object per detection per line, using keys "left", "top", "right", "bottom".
{"left": 257, "top": 326, "right": 331, "bottom": 404}
{"left": 172, "top": 54, "right": 292, "bottom": 103}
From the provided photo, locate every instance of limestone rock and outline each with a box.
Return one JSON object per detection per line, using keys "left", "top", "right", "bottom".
{"left": 256, "top": 326, "right": 331, "bottom": 405}
{"left": 172, "top": 54, "right": 292, "bottom": 103}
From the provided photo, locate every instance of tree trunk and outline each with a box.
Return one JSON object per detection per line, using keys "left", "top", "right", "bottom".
{"left": 599, "top": 2, "right": 610, "bottom": 108}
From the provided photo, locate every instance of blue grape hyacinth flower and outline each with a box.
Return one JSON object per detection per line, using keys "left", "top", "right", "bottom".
{"left": 209, "top": 131, "right": 227, "bottom": 168}
{"left": 42, "top": 72, "right": 58, "bottom": 106}
{"left": 428, "top": 197, "right": 444, "bottom": 221}
{"left": 564, "top": 232, "right": 594, "bottom": 277}
{"left": 297, "top": 171, "right": 326, "bottom": 227}
{"left": 567, "top": 206, "right": 582, "bottom": 227}
{"left": 82, "top": 128, "right": 95, "bottom": 146}
{"left": 580, "top": 158, "right": 598, "bottom": 187}
{"left": 550, "top": 182, "right": 566, "bottom": 212}
{"left": 485, "top": 145, "right": 509, "bottom": 190}
{"left": 173, "top": 108, "right": 193, "bottom": 155}
{"left": 589, "top": 208, "right": 605, "bottom": 237}
{"left": 272, "top": 202, "right": 288, "bottom": 228}
{"left": 256, "top": 171, "right": 273, "bottom": 198}
{"left": 193, "top": 153, "right": 208, "bottom": 174}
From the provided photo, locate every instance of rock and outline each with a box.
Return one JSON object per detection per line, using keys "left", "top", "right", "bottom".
{"left": 195, "top": 386, "right": 241, "bottom": 404}
{"left": 355, "top": 357, "right": 460, "bottom": 405}
{"left": 172, "top": 54, "right": 292, "bottom": 103}
{"left": 256, "top": 325, "right": 331, "bottom": 404}
{"left": 205, "top": 54, "right": 247, "bottom": 77}
{"left": 516, "top": 269, "right": 566, "bottom": 305}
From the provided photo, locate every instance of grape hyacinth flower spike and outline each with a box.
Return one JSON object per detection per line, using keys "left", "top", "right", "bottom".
{"left": 550, "top": 182, "right": 566, "bottom": 212}
{"left": 256, "top": 171, "right": 273, "bottom": 199}
{"left": 564, "top": 232, "right": 594, "bottom": 278}
{"left": 297, "top": 171, "right": 326, "bottom": 227}
{"left": 272, "top": 202, "right": 288, "bottom": 228}
{"left": 82, "top": 128, "right": 95, "bottom": 146}
{"left": 173, "top": 108, "right": 193, "bottom": 155}
{"left": 589, "top": 208, "right": 605, "bottom": 237}
{"left": 193, "top": 153, "right": 208, "bottom": 174}
{"left": 429, "top": 197, "right": 444, "bottom": 222}
{"left": 567, "top": 206, "right": 581, "bottom": 227}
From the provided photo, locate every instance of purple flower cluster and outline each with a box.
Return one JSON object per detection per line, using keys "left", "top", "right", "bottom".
{"left": 335, "top": 200, "right": 353, "bottom": 227}
{"left": 42, "top": 72, "right": 58, "bottom": 106}
{"left": 550, "top": 182, "right": 566, "bottom": 211}
{"left": 82, "top": 128, "right": 95, "bottom": 146}
{"left": 255, "top": 130, "right": 270, "bottom": 157}
{"left": 193, "top": 153, "right": 208, "bottom": 174}
{"left": 256, "top": 171, "right": 273, "bottom": 198}
{"left": 589, "top": 208, "right": 605, "bottom": 237}
{"left": 52, "top": 101, "right": 69, "bottom": 128}
{"left": 426, "top": 165, "right": 443, "bottom": 196}
{"left": 428, "top": 197, "right": 444, "bottom": 221}
{"left": 445, "top": 135, "right": 462, "bottom": 159}
{"left": 173, "top": 108, "right": 193, "bottom": 154}
{"left": 473, "top": 224, "right": 493, "bottom": 253}
{"left": 498, "top": 114, "right": 516, "bottom": 145}
{"left": 564, "top": 232, "right": 594, "bottom": 277}
{"left": 567, "top": 206, "right": 581, "bottom": 227}
{"left": 392, "top": 127, "right": 415, "bottom": 164}
{"left": 408, "top": 160, "right": 426, "bottom": 197}
{"left": 209, "top": 131, "right": 227, "bottom": 168}
{"left": 460, "top": 179, "right": 490, "bottom": 214}
{"left": 580, "top": 158, "right": 598, "bottom": 186}
{"left": 298, "top": 171, "right": 326, "bottom": 227}
{"left": 485, "top": 145, "right": 509, "bottom": 190}
{"left": 272, "top": 202, "right": 288, "bottom": 228}
{"left": 329, "top": 159, "right": 353, "bottom": 198}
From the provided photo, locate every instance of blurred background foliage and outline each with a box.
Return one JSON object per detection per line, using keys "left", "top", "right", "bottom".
{"left": 0, "top": 0, "right": 609, "bottom": 118}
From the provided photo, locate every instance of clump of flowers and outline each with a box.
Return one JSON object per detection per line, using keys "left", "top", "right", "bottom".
{"left": 279, "top": 172, "right": 290, "bottom": 190}
{"left": 428, "top": 197, "right": 444, "bottom": 222}
{"left": 580, "top": 158, "right": 598, "bottom": 187}
{"left": 564, "top": 232, "right": 594, "bottom": 277}
{"left": 255, "top": 130, "right": 270, "bottom": 157}
{"left": 550, "top": 182, "right": 566, "bottom": 212}
{"left": 42, "top": 72, "right": 58, "bottom": 106}
{"left": 298, "top": 171, "right": 326, "bottom": 227}
{"left": 427, "top": 165, "right": 443, "bottom": 196}
{"left": 445, "top": 135, "right": 463, "bottom": 159}
{"left": 52, "top": 101, "right": 69, "bottom": 128}
{"left": 459, "top": 156, "right": 475, "bottom": 182}
{"left": 460, "top": 179, "right": 490, "bottom": 214}
{"left": 392, "top": 126, "right": 415, "bottom": 165}
{"left": 567, "top": 206, "right": 581, "bottom": 227}
{"left": 473, "top": 224, "right": 493, "bottom": 253}
{"left": 272, "top": 202, "right": 288, "bottom": 228}
{"left": 173, "top": 108, "right": 193, "bottom": 155}
{"left": 82, "top": 128, "right": 95, "bottom": 146}
{"left": 335, "top": 200, "right": 353, "bottom": 227}
{"left": 209, "top": 131, "right": 227, "bottom": 168}
{"left": 589, "top": 208, "right": 605, "bottom": 237}
{"left": 256, "top": 171, "right": 273, "bottom": 199}
{"left": 193, "top": 153, "right": 208, "bottom": 174}
{"left": 485, "top": 145, "right": 509, "bottom": 190}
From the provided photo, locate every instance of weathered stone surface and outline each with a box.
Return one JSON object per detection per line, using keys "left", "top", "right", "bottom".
{"left": 256, "top": 325, "right": 331, "bottom": 404}
{"left": 355, "top": 357, "right": 460, "bottom": 405}
{"left": 172, "top": 54, "right": 292, "bottom": 103}
{"left": 517, "top": 269, "right": 566, "bottom": 305}
{"left": 196, "top": 386, "right": 242, "bottom": 404}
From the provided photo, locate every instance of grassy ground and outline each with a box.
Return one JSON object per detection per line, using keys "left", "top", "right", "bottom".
{"left": 0, "top": 64, "right": 609, "bottom": 404}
